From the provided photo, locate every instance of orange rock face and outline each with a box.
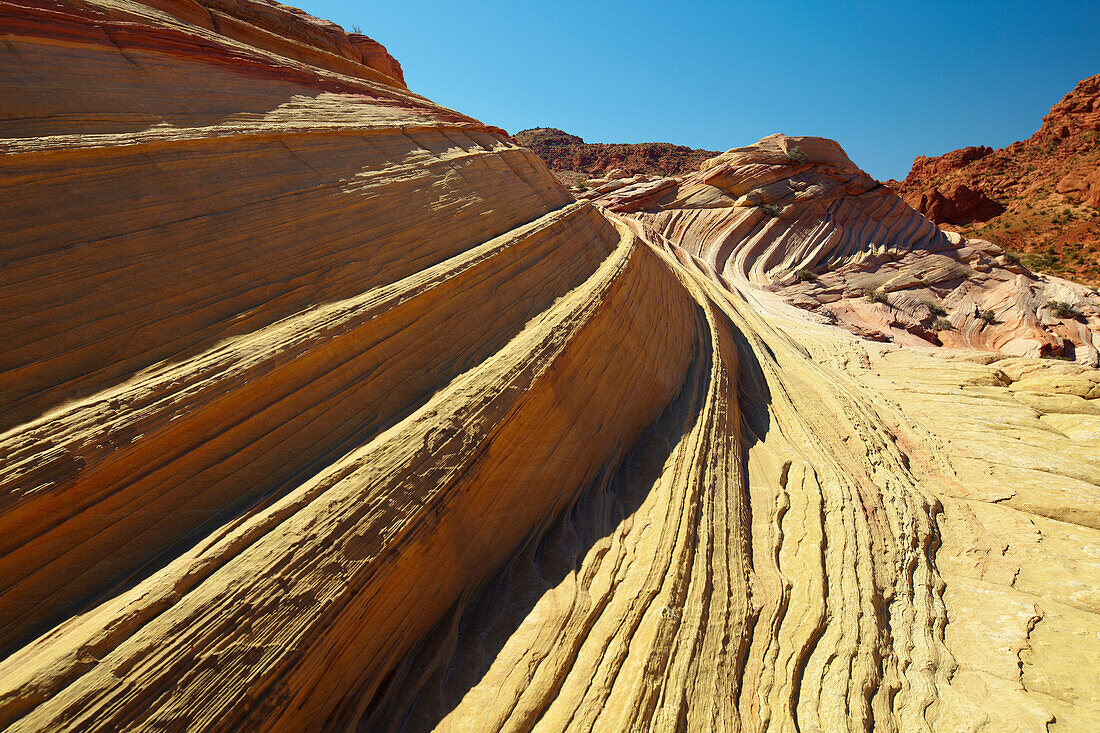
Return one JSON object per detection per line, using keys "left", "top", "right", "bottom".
{"left": 348, "top": 32, "right": 405, "bottom": 86}
{"left": 2, "top": 2, "right": 1099, "bottom": 731}
{"left": 889, "top": 74, "right": 1100, "bottom": 285}
{"left": 907, "top": 145, "right": 995, "bottom": 180}
{"left": 904, "top": 180, "right": 1005, "bottom": 225}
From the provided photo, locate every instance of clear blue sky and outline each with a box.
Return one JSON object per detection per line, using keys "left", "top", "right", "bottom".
{"left": 298, "top": 0, "right": 1098, "bottom": 181}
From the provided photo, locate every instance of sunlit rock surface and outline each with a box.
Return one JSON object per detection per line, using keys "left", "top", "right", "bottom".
{"left": 1, "top": 2, "right": 1098, "bottom": 731}
{"left": 585, "top": 134, "right": 1100, "bottom": 366}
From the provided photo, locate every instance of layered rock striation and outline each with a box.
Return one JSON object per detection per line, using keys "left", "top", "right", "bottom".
{"left": 584, "top": 134, "right": 1100, "bottom": 365}
{"left": 1, "top": 2, "right": 1099, "bottom": 732}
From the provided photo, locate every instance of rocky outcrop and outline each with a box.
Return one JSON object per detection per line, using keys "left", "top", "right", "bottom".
{"left": 347, "top": 33, "right": 405, "bottom": 85}
{"left": 513, "top": 127, "right": 719, "bottom": 182}
{"left": 907, "top": 145, "right": 995, "bottom": 179}
{"left": 904, "top": 181, "right": 1006, "bottom": 225}
{"left": 1055, "top": 165, "right": 1100, "bottom": 207}
{"left": 1, "top": 2, "right": 1099, "bottom": 731}
{"left": 584, "top": 134, "right": 1100, "bottom": 365}
{"left": 1036, "top": 73, "right": 1100, "bottom": 140}
{"left": 888, "top": 73, "right": 1100, "bottom": 285}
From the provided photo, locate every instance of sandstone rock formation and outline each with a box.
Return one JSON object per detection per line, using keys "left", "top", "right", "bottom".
{"left": 584, "top": 134, "right": 1100, "bottom": 366}
{"left": 888, "top": 73, "right": 1100, "bottom": 286}
{"left": 903, "top": 181, "right": 1006, "bottom": 226}
{"left": 1, "top": 2, "right": 1099, "bottom": 732}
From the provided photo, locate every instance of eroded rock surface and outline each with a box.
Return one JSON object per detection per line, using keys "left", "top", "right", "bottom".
{"left": 585, "top": 134, "right": 1100, "bottom": 366}
{"left": 1, "top": 2, "right": 1098, "bottom": 732}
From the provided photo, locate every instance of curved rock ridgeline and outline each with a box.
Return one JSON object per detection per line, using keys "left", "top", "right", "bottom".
{"left": 2, "top": 2, "right": 1099, "bottom": 731}
{"left": 582, "top": 135, "right": 949, "bottom": 280}
{"left": 583, "top": 134, "right": 1100, "bottom": 365}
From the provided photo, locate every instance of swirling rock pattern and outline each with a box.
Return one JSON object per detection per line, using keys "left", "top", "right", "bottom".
{"left": 1, "top": 2, "right": 1098, "bottom": 731}
{"left": 585, "top": 134, "right": 1100, "bottom": 365}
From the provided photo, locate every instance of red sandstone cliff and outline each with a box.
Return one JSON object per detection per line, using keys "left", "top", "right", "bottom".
{"left": 888, "top": 73, "right": 1100, "bottom": 285}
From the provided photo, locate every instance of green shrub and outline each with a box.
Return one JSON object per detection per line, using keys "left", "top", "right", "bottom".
{"left": 1024, "top": 252, "right": 1057, "bottom": 270}
{"left": 864, "top": 289, "right": 889, "bottom": 305}
{"left": 785, "top": 146, "right": 808, "bottom": 165}
{"left": 922, "top": 300, "right": 948, "bottom": 317}
{"left": 978, "top": 309, "right": 996, "bottom": 324}
{"left": 932, "top": 317, "right": 954, "bottom": 331}
{"left": 1046, "top": 300, "right": 1079, "bottom": 319}
{"left": 795, "top": 268, "right": 818, "bottom": 283}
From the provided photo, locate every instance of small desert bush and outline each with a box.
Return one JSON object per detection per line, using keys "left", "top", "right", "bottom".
{"left": 922, "top": 300, "right": 947, "bottom": 317}
{"left": 978, "top": 309, "right": 996, "bottom": 324}
{"left": 864, "top": 289, "right": 889, "bottom": 305}
{"left": 1045, "top": 300, "right": 1079, "bottom": 319}
{"left": 759, "top": 203, "right": 782, "bottom": 218}
{"left": 1024, "top": 251, "right": 1057, "bottom": 270}
{"left": 795, "top": 268, "right": 818, "bottom": 283}
{"left": 785, "top": 146, "right": 808, "bottom": 165}
{"left": 932, "top": 317, "right": 953, "bottom": 331}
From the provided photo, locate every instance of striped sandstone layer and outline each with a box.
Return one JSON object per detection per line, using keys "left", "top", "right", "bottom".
{"left": 1, "top": 2, "right": 1098, "bottom": 731}
{"left": 584, "top": 134, "right": 1100, "bottom": 365}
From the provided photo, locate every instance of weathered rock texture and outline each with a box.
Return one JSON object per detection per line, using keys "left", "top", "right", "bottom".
{"left": 584, "top": 134, "right": 1100, "bottom": 366}
{"left": 1, "top": 2, "right": 1099, "bottom": 732}
{"left": 888, "top": 74, "right": 1100, "bottom": 286}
